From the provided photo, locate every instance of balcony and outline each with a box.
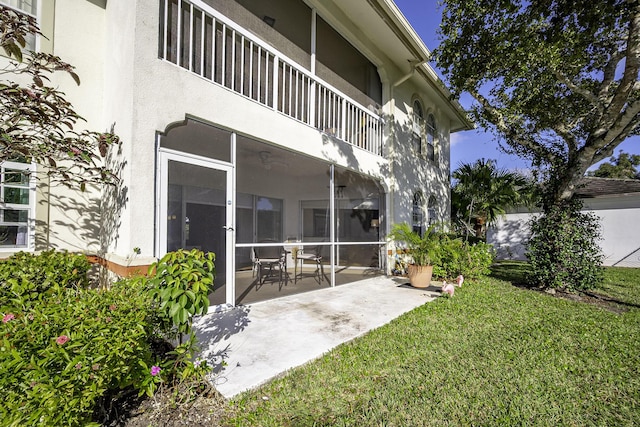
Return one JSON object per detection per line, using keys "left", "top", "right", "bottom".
{"left": 159, "top": 0, "right": 384, "bottom": 156}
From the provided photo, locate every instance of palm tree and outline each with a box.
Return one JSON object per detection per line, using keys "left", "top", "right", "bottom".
{"left": 451, "top": 159, "right": 534, "bottom": 239}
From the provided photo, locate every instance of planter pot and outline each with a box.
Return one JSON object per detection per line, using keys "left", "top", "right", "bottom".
{"left": 407, "top": 264, "right": 433, "bottom": 288}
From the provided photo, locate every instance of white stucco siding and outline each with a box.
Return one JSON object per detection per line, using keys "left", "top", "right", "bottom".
{"left": 41, "top": 0, "right": 107, "bottom": 253}
{"left": 387, "top": 81, "right": 452, "bottom": 228}
{"left": 104, "top": 0, "right": 391, "bottom": 258}
{"left": 583, "top": 197, "right": 640, "bottom": 267}
{"left": 486, "top": 213, "right": 533, "bottom": 261}
{"left": 23, "top": 0, "right": 461, "bottom": 268}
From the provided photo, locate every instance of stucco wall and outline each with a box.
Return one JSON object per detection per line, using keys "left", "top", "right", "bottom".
{"left": 386, "top": 79, "right": 452, "bottom": 230}
{"left": 36, "top": 0, "right": 106, "bottom": 253}
{"left": 488, "top": 196, "right": 640, "bottom": 267}
{"left": 29, "top": 0, "right": 457, "bottom": 268}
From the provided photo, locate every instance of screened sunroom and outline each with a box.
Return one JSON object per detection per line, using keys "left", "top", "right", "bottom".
{"left": 157, "top": 119, "right": 385, "bottom": 306}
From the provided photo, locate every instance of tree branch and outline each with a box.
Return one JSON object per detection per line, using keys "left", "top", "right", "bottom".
{"left": 591, "top": 104, "right": 640, "bottom": 164}
{"left": 553, "top": 70, "right": 601, "bottom": 112}
{"left": 599, "top": 49, "right": 626, "bottom": 102}
{"left": 551, "top": 122, "right": 578, "bottom": 153}
{"left": 469, "top": 88, "right": 557, "bottom": 164}
{"left": 602, "top": 3, "right": 640, "bottom": 126}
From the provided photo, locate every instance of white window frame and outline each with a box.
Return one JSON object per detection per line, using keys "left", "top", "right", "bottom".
{"left": 427, "top": 195, "right": 437, "bottom": 226}
{"left": 426, "top": 113, "right": 437, "bottom": 162}
{"left": 0, "top": 160, "right": 36, "bottom": 252}
{"left": 412, "top": 99, "right": 425, "bottom": 156}
{"left": 412, "top": 191, "right": 425, "bottom": 237}
{"left": 0, "top": 0, "right": 40, "bottom": 51}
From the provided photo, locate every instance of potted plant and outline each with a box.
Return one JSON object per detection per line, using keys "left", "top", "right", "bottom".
{"left": 389, "top": 222, "right": 436, "bottom": 288}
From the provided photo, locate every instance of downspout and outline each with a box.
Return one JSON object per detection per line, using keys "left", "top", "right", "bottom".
{"left": 392, "top": 60, "right": 425, "bottom": 88}
{"left": 387, "top": 59, "right": 425, "bottom": 274}
{"left": 388, "top": 59, "right": 426, "bottom": 218}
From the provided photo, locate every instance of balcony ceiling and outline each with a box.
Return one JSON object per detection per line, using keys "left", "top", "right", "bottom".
{"left": 311, "top": 0, "right": 429, "bottom": 75}
{"left": 309, "top": 0, "right": 473, "bottom": 132}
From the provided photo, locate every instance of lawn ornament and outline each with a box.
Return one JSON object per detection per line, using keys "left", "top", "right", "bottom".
{"left": 442, "top": 282, "right": 455, "bottom": 297}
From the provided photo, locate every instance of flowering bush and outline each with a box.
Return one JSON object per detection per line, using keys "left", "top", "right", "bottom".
{"left": 0, "top": 249, "right": 214, "bottom": 426}
{"left": 0, "top": 278, "right": 155, "bottom": 426}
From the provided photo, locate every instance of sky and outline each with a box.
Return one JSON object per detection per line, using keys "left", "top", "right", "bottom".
{"left": 393, "top": 0, "right": 639, "bottom": 174}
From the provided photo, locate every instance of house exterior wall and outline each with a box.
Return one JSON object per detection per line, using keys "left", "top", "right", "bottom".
{"left": 45, "top": 0, "right": 106, "bottom": 253}
{"left": 488, "top": 195, "right": 640, "bottom": 267}
{"left": 2, "top": 0, "right": 109, "bottom": 255}
{"left": 387, "top": 81, "right": 452, "bottom": 228}
{"left": 3, "top": 0, "right": 469, "bottom": 276}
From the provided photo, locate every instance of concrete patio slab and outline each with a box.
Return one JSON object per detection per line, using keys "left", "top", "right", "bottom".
{"left": 193, "top": 276, "right": 440, "bottom": 398}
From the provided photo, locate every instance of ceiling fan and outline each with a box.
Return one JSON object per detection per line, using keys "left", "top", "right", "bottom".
{"left": 258, "top": 151, "right": 289, "bottom": 170}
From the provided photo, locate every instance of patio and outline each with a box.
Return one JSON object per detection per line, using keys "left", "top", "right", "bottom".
{"left": 209, "top": 265, "right": 384, "bottom": 306}
{"left": 194, "top": 275, "right": 440, "bottom": 398}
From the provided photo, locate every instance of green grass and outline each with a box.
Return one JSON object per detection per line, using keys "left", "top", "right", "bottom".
{"left": 595, "top": 267, "right": 640, "bottom": 307}
{"left": 226, "top": 267, "right": 640, "bottom": 426}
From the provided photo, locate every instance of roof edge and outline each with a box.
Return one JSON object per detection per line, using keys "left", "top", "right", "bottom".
{"left": 372, "top": 0, "right": 474, "bottom": 131}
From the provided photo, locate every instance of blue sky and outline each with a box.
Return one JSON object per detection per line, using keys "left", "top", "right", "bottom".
{"left": 394, "top": 0, "right": 639, "bottom": 174}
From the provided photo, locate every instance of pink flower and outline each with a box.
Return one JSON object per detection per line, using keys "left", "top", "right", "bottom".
{"left": 92, "top": 364, "right": 100, "bottom": 371}
{"left": 2, "top": 313, "right": 15, "bottom": 323}
{"left": 56, "top": 335, "right": 69, "bottom": 345}
{"left": 150, "top": 366, "right": 161, "bottom": 376}
{"left": 109, "top": 304, "right": 117, "bottom": 311}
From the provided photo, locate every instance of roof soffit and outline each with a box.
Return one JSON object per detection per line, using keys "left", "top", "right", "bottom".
{"left": 306, "top": 0, "right": 472, "bottom": 131}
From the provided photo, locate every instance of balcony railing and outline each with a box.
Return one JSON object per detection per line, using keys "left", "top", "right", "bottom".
{"left": 159, "top": 0, "right": 384, "bottom": 156}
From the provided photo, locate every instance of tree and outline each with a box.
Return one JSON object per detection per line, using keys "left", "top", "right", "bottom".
{"left": 0, "top": 6, "right": 119, "bottom": 190}
{"left": 588, "top": 151, "right": 640, "bottom": 179}
{"left": 436, "top": 0, "right": 638, "bottom": 289}
{"left": 451, "top": 159, "right": 533, "bottom": 238}
{"left": 436, "top": 0, "right": 639, "bottom": 208}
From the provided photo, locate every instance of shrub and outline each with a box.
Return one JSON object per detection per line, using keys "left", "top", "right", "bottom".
{"left": 0, "top": 249, "right": 215, "bottom": 426}
{"left": 459, "top": 241, "right": 495, "bottom": 279}
{"left": 430, "top": 235, "right": 464, "bottom": 279}
{"left": 430, "top": 235, "right": 494, "bottom": 280}
{"left": 148, "top": 248, "right": 215, "bottom": 338}
{"left": 0, "top": 278, "right": 155, "bottom": 426}
{"left": 0, "top": 250, "right": 91, "bottom": 309}
{"left": 527, "top": 199, "right": 603, "bottom": 291}
{"left": 147, "top": 249, "right": 215, "bottom": 394}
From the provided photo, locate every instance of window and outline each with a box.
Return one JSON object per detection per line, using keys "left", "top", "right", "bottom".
{"left": 412, "top": 191, "right": 425, "bottom": 237}
{"left": 427, "top": 195, "right": 437, "bottom": 226}
{"left": 1, "top": 160, "right": 35, "bottom": 249}
{"left": 426, "top": 114, "right": 436, "bottom": 162}
{"left": 256, "top": 196, "right": 283, "bottom": 242}
{"left": 1, "top": 0, "right": 36, "bottom": 14}
{"left": 1, "top": 1, "right": 38, "bottom": 51}
{"left": 412, "top": 99, "right": 424, "bottom": 155}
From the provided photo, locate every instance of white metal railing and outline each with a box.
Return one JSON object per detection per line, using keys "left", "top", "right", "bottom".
{"left": 159, "top": 0, "right": 384, "bottom": 156}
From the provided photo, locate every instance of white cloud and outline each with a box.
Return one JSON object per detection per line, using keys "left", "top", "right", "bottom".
{"left": 450, "top": 132, "right": 467, "bottom": 147}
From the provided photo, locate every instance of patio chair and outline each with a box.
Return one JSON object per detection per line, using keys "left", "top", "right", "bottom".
{"left": 295, "top": 245, "right": 324, "bottom": 284}
{"left": 254, "top": 244, "right": 287, "bottom": 285}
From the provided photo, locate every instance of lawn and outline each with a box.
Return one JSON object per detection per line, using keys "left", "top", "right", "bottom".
{"left": 225, "top": 265, "right": 640, "bottom": 426}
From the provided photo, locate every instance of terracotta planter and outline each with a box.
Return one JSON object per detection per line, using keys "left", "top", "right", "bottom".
{"left": 407, "top": 264, "right": 433, "bottom": 288}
